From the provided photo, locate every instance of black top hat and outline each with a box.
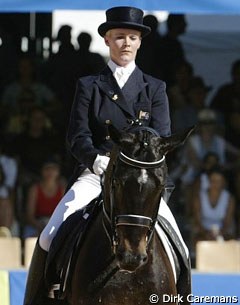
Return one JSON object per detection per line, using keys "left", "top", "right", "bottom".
{"left": 98, "top": 6, "right": 151, "bottom": 37}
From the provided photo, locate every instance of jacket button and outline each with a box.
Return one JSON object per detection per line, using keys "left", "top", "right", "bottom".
{"left": 105, "top": 135, "right": 111, "bottom": 140}
{"left": 106, "top": 152, "right": 111, "bottom": 157}
{"left": 105, "top": 119, "right": 111, "bottom": 125}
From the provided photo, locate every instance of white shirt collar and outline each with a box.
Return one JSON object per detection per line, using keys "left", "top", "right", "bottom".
{"left": 108, "top": 60, "right": 136, "bottom": 75}
{"left": 108, "top": 60, "right": 136, "bottom": 88}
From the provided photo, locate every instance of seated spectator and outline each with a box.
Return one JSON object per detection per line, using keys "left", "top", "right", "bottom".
{"left": 0, "top": 143, "right": 18, "bottom": 197}
{"left": 13, "top": 107, "right": 60, "bottom": 186}
{"left": 211, "top": 59, "right": 240, "bottom": 147}
{"left": 178, "top": 109, "right": 240, "bottom": 186}
{"left": 24, "top": 158, "right": 65, "bottom": 237}
{"left": 193, "top": 152, "right": 220, "bottom": 192}
{"left": 5, "top": 88, "right": 36, "bottom": 134}
{"left": 75, "top": 32, "right": 106, "bottom": 77}
{"left": 43, "top": 25, "right": 76, "bottom": 120}
{"left": 158, "top": 14, "right": 187, "bottom": 84}
{"left": 187, "top": 152, "right": 221, "bottom": 217}
{"left": 0, "top": 142, "right": 18, "bottom": 234}
{"left": 171, "top": 109, "right": 240, "bottom": 214}
{"left": 171, "top": 76, "right": 211, "bottom": 132}
{"left": 1, "top": 55, "right": 57, "bottom": 128}
{"left": 55, "top": 25, "right": 75, "bottom": 56}
{"left": 168, "top": 60, "right": 194, "bottom": 113}
{"left": 0, "top": 164, "right": 14, "bottom": 231}
{"left": 136, "top": 14, "right": 163, "bottom": 78}
{"left": 193, "top": 168, "right": 235, "bottom": 242}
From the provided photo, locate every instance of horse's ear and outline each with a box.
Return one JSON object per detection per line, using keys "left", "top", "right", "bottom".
{"left": 108, "top": 124, "right": 135, "bottom": 146}
{"left": 159, "top": 126, "right": 195, "bottom": 154}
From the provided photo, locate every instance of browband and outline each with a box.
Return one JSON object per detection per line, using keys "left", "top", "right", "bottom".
{"left": 119, "top": 152, "right": 165, "bottom": 169}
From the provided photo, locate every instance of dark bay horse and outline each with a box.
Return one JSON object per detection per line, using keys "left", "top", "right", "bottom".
{"left": 64, "top": 126, "right": 192, "bottom": 305}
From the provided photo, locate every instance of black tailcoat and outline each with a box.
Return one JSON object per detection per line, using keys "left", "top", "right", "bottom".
{"left": 67, "top": 65, "right": 171, "bottom": 180}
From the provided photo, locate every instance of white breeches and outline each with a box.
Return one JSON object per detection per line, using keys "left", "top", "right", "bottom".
{"left": 39, "top": 169, "right": 101, "bottom": 251}
{"left": 39, "top": 169, "right": 188, "bottom": 257}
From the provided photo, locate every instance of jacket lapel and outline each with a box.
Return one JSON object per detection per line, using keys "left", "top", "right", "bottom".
{"left": 122, "top": 66, "right": 147, "bottom": 102}
{"left": 95, "top": 67, "right": 135, "bottom": 118}
{"left": 122, "top": 67, "right": 151, "bottom": 122}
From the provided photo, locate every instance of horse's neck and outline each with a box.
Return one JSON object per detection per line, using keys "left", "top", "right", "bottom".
{"left": 84, "top": 210, "right": 111, "bottom": 252}
{"left": 150, "top": 232, "right": 176, "bottom": 287}
{"left": 73, "top": 210, "right": 113, "bottom": 280}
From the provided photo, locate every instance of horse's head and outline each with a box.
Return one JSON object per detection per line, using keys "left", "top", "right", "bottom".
{"left": 103, "top": 125, "right": 193, "bottom": 272}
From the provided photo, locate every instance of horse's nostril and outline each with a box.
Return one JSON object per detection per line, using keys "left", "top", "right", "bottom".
{"left": 140, "top": 253, "right": 148, "bottom": 265}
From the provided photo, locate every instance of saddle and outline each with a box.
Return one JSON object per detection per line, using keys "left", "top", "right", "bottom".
{"left": 44, "top": 200, "right": 191, "bottom": 300}
{"left": 45, "top": 196, "right": 102, "bottom": 299}
{"left": 157, "top": 216, "right": 191, "bottom": 298}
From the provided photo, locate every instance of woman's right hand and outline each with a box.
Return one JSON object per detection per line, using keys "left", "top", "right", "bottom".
{"left": 93, "top": 154, "right": 110, "bottom": 175}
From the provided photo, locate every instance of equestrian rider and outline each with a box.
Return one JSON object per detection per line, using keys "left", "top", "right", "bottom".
{"left": 24, "top": 6, "right": 188, "bottom": 305}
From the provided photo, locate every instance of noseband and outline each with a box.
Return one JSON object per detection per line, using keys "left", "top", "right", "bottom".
{"left": 102, "top": 127, "right": 166, "bottom": 252}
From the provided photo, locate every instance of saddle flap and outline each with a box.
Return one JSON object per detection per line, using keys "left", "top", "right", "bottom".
{"left": 45, "top": 197, "right": 102, "bottom": 297}
{"left": 157, "top": 215, "right": 192, "bottom": 297}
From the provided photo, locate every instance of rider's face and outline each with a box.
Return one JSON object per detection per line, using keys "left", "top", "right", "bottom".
{"left": 104, "top": 28, "right": 141, "bottom": 67}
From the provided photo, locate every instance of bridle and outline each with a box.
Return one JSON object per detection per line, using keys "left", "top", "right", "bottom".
{"left": 102, "top": 127, "right": 166, "bottom": 253}
{"left": 119, "top": 152, "right": 165, "bottom": 169}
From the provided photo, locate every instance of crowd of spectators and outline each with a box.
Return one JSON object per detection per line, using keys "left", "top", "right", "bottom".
{"left": 0, "top": 25, "right": 106, "bottom": 240}
{"left": 0, "top": 16, "right": 240, "bottom": 264}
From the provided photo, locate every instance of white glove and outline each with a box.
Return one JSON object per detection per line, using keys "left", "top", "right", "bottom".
{"left": 93, "top": 154, "right": 110, "bottom": 175}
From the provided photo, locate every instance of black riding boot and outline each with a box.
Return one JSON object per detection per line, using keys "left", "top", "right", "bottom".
{"left": 24, "top": 241, "right": 48, "bottom": 305}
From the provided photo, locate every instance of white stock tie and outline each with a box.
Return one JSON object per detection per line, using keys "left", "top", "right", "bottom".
{"left": 114, "top": 67, "right": 128, "bottom": 88}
